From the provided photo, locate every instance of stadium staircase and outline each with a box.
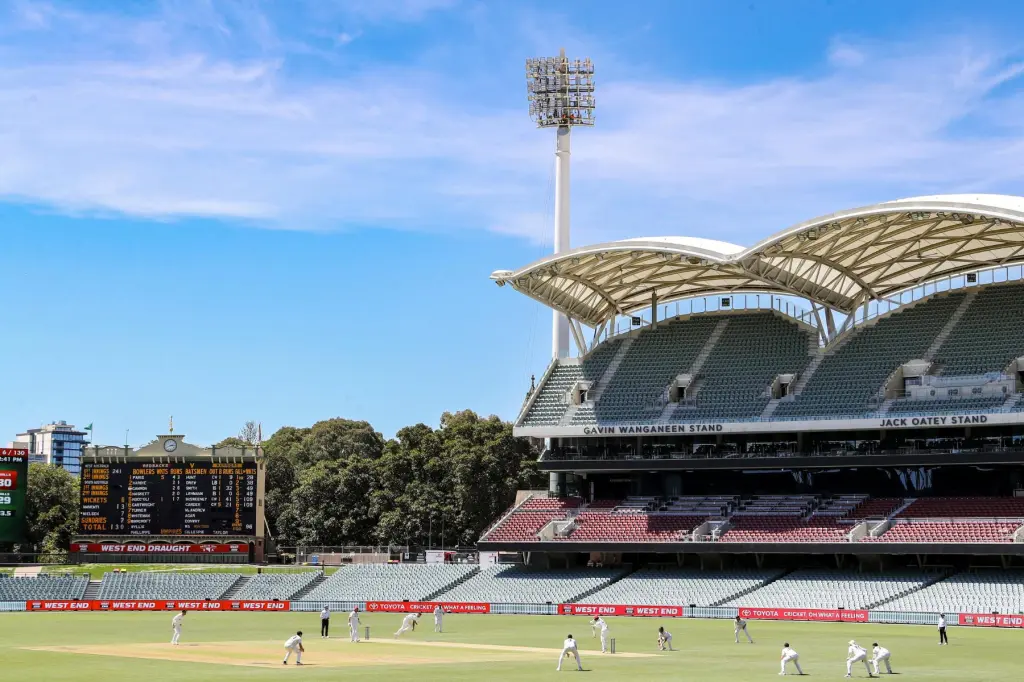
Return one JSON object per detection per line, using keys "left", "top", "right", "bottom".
{"left": 924, "top": 290, "right": 977, "bottom": 361}
{"left": 710, "top": 568, "right": 791, "bottom": 606}
{"left": 866, "top": 570, "right": 953, "bottom": 609}
{"left": 290, "top": 574, "right": 328, "bottom": 600}
{"left": 422, "top": 567, "right": 482, "bottom": 601}
{"left": 874, "top": 398, "right": 895, "bottom": 416}
{"left": 657, "top": 318, "right": 730, "bottom": 423}
{"left": 760, "top": 331, "right": 821, "bottom": 419}
{"left": 1000, "top": 393, "right": 1023, "bottom": 412}
{"left": 688, "top": 318, "right": 730, "bottom": 377}
{"left": 562, "top": 337, "right": 637, "bottom": 426}
{"left": 587, "top": 336, "right": 635, "bottom": 403}
{"left": 565, "top": 565, "right": 639, "bottom": 604}
{"left": 83, "top": 580, "right": 102, "bottom": 599}
{"left": 221, "top": 575, "right": 250, "bottom": 599}
{"left": 769, "top": 325, "right": 856, "bottom": 412}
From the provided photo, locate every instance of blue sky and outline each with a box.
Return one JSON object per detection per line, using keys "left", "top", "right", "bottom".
{"left": 2, "top": 0, "right": 1024, "bottom": 445}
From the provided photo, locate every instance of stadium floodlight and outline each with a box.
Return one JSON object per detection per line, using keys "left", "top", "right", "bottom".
{"left": 526, "top": 48, "right": 595, "bottom": 360}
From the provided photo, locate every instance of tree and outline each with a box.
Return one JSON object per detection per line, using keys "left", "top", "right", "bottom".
{"left": 238, "top": 421, "right": 260, "bottom": 445}
{"left": 261, "top": 412, "right": 541, "bottom": 549}
{"left": 215, "top": 420, "right": 260, "bottom": 449}
{"left": 23, "top": 463, "right": 79, "bottom": 556}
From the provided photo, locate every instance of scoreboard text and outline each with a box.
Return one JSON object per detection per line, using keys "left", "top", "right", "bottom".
{"left": 79, "top": 461, "right": 257, "bottom": 536}
{"left": 0, "top": 449, "right": 29, "bottom": 543}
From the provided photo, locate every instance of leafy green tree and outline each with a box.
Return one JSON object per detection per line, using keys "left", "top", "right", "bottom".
{"left": 23, "top": 463, "right": 79, "bottom": 554}
{"left": 261, "top": 411, "right": 541, "bottom": 549}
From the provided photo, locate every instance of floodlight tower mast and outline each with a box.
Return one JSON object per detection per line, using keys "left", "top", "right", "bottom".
{"left": 526, "top": 48, "right": 596, "bottom": 359}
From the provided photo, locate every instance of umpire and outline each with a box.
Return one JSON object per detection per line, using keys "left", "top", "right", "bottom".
{"left": 321, "top": 605, "right": 331, "bottom": 638}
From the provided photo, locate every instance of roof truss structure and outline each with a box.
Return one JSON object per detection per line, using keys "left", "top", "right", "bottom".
{"left": 492, "top": 195, "right": 1024, "bottom": 329}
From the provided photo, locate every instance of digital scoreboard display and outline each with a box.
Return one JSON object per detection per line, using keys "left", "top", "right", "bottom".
{"left": 79, "top": 460, "right": 257, "bottom": 536}
{"left": 0, "top": 449, "right": 29, "bottom": 543}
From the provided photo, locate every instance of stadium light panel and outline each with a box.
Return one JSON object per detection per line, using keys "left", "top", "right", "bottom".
{"left": 525, "top": 52, "right": 596, "bottom": 128}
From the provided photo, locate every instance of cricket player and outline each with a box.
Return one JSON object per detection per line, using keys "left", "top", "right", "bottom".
{"left": 171, "top": 610, "right": 186, "bottom": 645}
{"left": 283, "top": 631, "right": 304, "bottom": 665}
{"left": 735, "top": 615, "right": 754, "bottom": 643}
{"left": 557, "top": 634, "right": 583, "bottom": 671}
{"left": 394, "top": 612, "right": 420, "bottom": 638}
{"left": 320, "top": 606, "right": 330, "bottom": 638}
{"left": 348, "top": 607, "right": 361, "bottom": 642}
{"left": 871, "top": 643, "right": 892, "bottom": 675}
{"left": 433, "top": 605, "right": 444, "bottom": 633}
{"left": 846, "top": 640, "right": 874, "bottom": 678}
{"left": 938, "top": 614, "right": 948, "bottom": 645}
{"left": 657, "top": 626, "right": 674, "bottom": 651}
{"left": 780, "top": 642, "right": 803, "bottom": 676}
{"left": 591, "top": 616, "right": 609, "bottom": 653}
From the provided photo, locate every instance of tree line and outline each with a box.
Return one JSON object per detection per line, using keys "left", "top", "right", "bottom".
{"left": 13, "top": 410, "right": 542, "bottom": 555}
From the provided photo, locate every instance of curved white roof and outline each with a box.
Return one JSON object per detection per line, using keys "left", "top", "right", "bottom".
{"left": 493, "top": 194, "right": 1024, "bottom": 326}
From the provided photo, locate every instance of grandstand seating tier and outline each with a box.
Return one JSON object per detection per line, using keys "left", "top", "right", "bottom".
{"left": 436, "top": 565, "right": 627, "bottom": 604}
{"left": 301, "top": 564, "right": 478, "bottom": 603}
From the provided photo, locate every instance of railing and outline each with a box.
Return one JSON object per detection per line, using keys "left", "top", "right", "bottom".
{"left": 604, "top": 293, "right": 819, "bottom": 343}
{"left": 543, "top": 444, "right": 1024, "bottom": 463}
{"left": 848, "top": 263, "right": 1024, "bottom": 330}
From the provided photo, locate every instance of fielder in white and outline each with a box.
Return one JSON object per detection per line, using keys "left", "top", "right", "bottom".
{"left": 348, "top": 607, "right": 361, "bottom": 642}
{"left": 657, "top": 626, "right": 674, "bottom": 651}
{"left": 780, "top": 643, "right": 804, "bottom": 676}
{"left": 394, "top": 612, "right": 420, "bottom": 638}
{"left": 590, "top": 616, "right": 609, "bottom": 653}
{"left": 735, "top": 615, "right": 754, "bottom": 643}
{"left": 557, "top": 634, "right": 583, "bottom": 671}
{"left": 846, "top": 640, "right": 874, "bottom": 678}
{"left": 282, "top": 631, "right": 304, "bottom": 665}
{"left": 171, "top": 610, "right": 186, "bottom": 645}
{"left": 871, "top": 643, "right": 893, "bottom": 675}
{"left": 434, "top": 605, "right": 444, "bottom": 633}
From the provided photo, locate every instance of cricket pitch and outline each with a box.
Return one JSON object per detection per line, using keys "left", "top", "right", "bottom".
{"left": 25, "top": 639, "right": 657, "bottom": 669}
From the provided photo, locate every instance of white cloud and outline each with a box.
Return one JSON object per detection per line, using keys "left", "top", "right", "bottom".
{"left": 1, "top": 4, "right": 1024, "bottom": 248}
{"left": 828, "top": 40, "right": 866, "bottom": 68}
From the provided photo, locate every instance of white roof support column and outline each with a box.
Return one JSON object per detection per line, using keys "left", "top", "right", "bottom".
{"left": 568, "top": 317, "right": 587, "bottom": 358}
{"left": 824, "top": 308, "right": 836, "bottom": 340}
{"left": 810, "top": 304, "right": 828, "bottom": 345}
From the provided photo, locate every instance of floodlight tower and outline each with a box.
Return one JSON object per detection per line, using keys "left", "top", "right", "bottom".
{"left": 526, "top": 48, "right": 596, "bottom": 359}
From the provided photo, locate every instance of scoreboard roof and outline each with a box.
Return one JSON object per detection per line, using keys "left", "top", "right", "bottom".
{"left": 491, "top": 194, "right": 1024, "bottom": 327}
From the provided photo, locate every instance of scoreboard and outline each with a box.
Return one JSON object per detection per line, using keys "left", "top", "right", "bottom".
{"left": 0, "top": 448, "right": 28, "bottom": 543}
{"left": 79, "top": 460, "right": 257, "bottom": 536}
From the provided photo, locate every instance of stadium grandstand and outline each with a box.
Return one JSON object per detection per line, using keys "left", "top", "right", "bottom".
{"left": 483, "top": 194, "right": 1024, "bottom": 571}
{"left": 8, "top": 195, "right": 1024, "bottom": 621}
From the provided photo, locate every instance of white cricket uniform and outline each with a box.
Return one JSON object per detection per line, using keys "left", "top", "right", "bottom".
{"left": 595, "top": 619, "right": 609, "bottom": 653}
{"left": 871, "top": 646, "right": 892, "bottom": 674}
{"left": 395, "top": 613, "right": 419, "bottom": 637}
{"left": 847, "top": 644, "right": 871, "bottom": 676}
{"left": 434, "top": 605, "right": 444, "bottom": 633}
{"left": 283, "top": 634, "right": 303, "bottom": 664}
{"left": 781, "top": 646, "right": 803, "bottom": 675}
{"left": 735, "top": 618, "right": 753, "bottom": 643}
{"left": 171, "top": 613, "right": 184, "bottom": 645}
{"left": 558, "top": 637, "right": 583, "bottom": 671}
{"left": 348, "top": 610, "right": 361, "bottom": 642}
{"left": 659, "top": 630, "right": 674, "bottom": 650}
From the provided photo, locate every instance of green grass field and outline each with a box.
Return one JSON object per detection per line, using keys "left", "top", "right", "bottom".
{"left": 1, "top": 611, "right": 1018, "bottom": 681}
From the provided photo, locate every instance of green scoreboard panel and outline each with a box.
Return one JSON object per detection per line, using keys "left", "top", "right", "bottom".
{"left": 0, "top": 449, "right": 28, "bottom": 543}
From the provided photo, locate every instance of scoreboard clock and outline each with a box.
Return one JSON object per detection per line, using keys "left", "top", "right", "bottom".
{"left": 0, "top": 449, "right": 29, "bottom": 543}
